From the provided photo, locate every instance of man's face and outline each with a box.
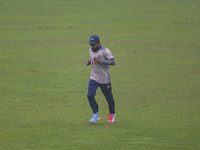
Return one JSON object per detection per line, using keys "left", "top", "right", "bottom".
{"left": 90, "top": 42, "right": 100, "bottom": 52}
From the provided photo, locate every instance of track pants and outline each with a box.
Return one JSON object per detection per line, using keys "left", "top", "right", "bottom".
{"left": 87, "top": 79, "right": 115, "bottom": 114}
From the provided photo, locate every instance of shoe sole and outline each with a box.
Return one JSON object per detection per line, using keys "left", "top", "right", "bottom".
{"left": 90, "top": 117, "right": 100, "bottom": 123}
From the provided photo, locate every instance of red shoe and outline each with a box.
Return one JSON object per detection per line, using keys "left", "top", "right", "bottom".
{"left": 107, "top": 113, "right": 116, "bottom": 123}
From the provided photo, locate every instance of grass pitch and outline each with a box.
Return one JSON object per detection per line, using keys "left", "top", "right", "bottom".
{"left": 0, "top": 0, "right": 200, "bottom": 149}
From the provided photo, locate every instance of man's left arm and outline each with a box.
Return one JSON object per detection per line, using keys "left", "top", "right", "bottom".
{"left": 101, "top": 58, "right": 115, "bottom": 65}
{"left": 93, "top": 57, "right": 115, "bottom": 65}
{"left": 101, "top": 48, "right": 115, "bottom": 65}
{"left": 93, "top": 48, "right": 115, "bottom": 65}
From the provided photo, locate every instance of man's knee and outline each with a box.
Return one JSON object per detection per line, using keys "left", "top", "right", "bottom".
{"left": 87, "top": 94, "right": 94, "bottom": 98}
{"left": 87, "top": 90, "right": 96, "bottom": 98}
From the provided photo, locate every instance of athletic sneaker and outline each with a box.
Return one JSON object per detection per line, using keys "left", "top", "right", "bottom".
{"left": 107, "top": 113, "right": 116, "bottom": 123}
{"left": 90, "top": 113, "right": 100, "bottom": 123}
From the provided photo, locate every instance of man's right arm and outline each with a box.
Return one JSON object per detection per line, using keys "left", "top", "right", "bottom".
{"left": 86, "top": 60, "right": 91, "bottom": 66}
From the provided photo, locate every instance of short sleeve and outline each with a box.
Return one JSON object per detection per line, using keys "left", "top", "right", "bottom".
{"left": 104, "top": 49, "right": 114, "bottom": 60}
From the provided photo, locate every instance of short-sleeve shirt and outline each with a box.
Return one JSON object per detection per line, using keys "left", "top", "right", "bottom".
{"left": 89, "top": 46, "right": 114, "bottom": 84}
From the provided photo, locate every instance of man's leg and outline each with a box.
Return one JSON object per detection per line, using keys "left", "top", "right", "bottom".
{"left": 100, "top": 82, "right": 115, "bottom": 114}
{"left": 87, "top": 79, "right": 99, "bottom": 113}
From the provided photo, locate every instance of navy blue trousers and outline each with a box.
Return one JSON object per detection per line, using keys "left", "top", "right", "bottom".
{"left": 87, "top": 79, "right": 115, "bottom": 114}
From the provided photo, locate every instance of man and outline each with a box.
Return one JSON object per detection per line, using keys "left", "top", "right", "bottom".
{"left": 86, "top": 35, "right": 116, "bottom": 123}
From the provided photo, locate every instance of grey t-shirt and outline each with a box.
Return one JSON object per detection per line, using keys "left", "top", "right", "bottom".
{"left": 89, "top": 46, "right": 114, "bottom": 84}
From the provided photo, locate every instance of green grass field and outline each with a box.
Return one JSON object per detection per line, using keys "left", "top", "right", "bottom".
{"left": 0, "top": 0, "right": 200, "bottom": 149}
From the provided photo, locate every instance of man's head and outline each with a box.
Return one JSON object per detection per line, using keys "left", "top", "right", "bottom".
{"left": 88, "top": 35, "right": 100, "bottom": 52}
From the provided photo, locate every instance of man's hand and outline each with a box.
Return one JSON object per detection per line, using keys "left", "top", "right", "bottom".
{"left": 86, "top": 60, "right": 91, "bottom": 66}
{"left": 94, "top": 57, "right": 101, "bottom": 64}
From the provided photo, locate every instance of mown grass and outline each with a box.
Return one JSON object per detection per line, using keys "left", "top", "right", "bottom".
{"left": 0, "top": 0, "right": 200, "bottom": 149}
